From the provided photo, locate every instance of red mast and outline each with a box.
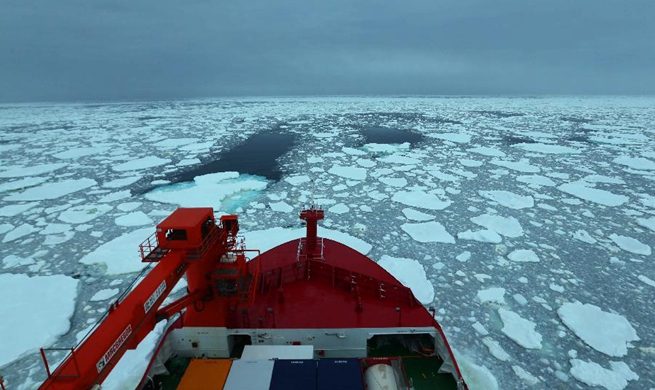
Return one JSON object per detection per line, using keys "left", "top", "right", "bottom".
{"left": 299, "top": 206, "right": 324, "bottom": 258}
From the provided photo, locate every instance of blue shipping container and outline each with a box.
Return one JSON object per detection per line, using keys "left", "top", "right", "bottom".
{"left": 317, "top": 358, "right": 364, "bottom": 390}
{"left": 269, "top": 359, "right": 317, "bottom": 390}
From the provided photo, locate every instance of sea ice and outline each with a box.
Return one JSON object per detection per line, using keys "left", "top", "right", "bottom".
{"left": 569, "top": 359, "right": 638, "bottom": 390}
{"left": 481, "top": 338, "right": 511, "bottom": 361}
{"left": 498, "top": 308, "right": 543, "bottom": 349}
{"left": 4, "top": 179, "right": 97, "bottom": 201}
{"left": 0, "top": 202, "right": 39, "bottom": 217}
{"left": 53, "top": 146, "right": 109, "bottom": 159}
{"left": 377, "top": 255, "right": 434, "bottom": 304}
{"left": 102, "top": 321, "right": 167, "bottom": 390}
{"left": 0, "top": 177, "right": 49, "bottom": 193}
{"left": 476, "top": 287, "right": 506, "bottom": 304}
{"left": 79, "top": 228, "right": 153, "bottom": 275}
{"left": 636, "top": 217, "right": 655, "bottom": 232}
{"left": 327, "top": 165, "right": 367, "bottom": 180}
{"left": 392, "top": 191, "right": 451, "bottom": 210}
{"left": 113, "top": 156, "right": 171, "bottom": 172}
{"left": 478, "top": 190, "right": 534, "bottom": 209}
{"left": 269, "top": 201, "right": 293, "bottom": 213}
{"left": 401, "top": 221, "right": 455, "bottom": 243}
{"left": 613, "top": 156, "right": 655, "bottom": 170}
{"left": 0, "top": 274, "right": 78, "bottom": 367}
{"left": 2, "top": 223, "right": 38, "bottom": 243}
{"left": 457, "top": 230, "right": 502, "bottom": 243}
{"left": 609, "top": 234, "right": 651, "bottom": 256}
{"left": 58, "top": 204, "right": 113, "bottom": 224}
{"left": 0, "top": 163, "right": 67, "bottom": 178}
{"left": 507, "top": 249, "right": 540, "bottom": 263}
{"left": 637, "top": 275, "right": 655, "bottom": 288}
{"left": 490, "top": 159, "right": 540, "bottom": 173}
{"left": 468, "top": 146, "right": 505, "bottom": 157}
{"left": 328, "top": 203, "right": 350, "bottom": 214}
{"left": 557, "top": 182, "right": 628, "bottom": 207}
{"left": 284, "top": 175, "right": 311, "bottom": 186}
{"left": 514, "top": 143, "right": 581, "bottom": 154}
{"left": 145, "top": 172, "right": 267, "bottom": 212}
{"left": 470, "top": 214, "right": 523, "bottom": 237}
{"left": 401, "top": 208, "right": 435, "bottom": 221}
{"left": 512, "top": 365, "right": 540, "bottom": 385}
{"left": 115, "top": 212, "right": 153, "bottom": 227}
{"left": 90, "top": 288, "right": 120, "bottom": 301}
{"left": 516, "top": 175, "right": 556, "bottom": 187}
{"left": 572, "top": 230, "right": 597, "bottom": 244}
{"left": 430, "top": 132, "right": 471, "bottom": 143}
{"left": 102, "top": 176, "right": 142, "bottom": 189}
{"left": 558, "top": 302, "right": 639, "bottom": 357}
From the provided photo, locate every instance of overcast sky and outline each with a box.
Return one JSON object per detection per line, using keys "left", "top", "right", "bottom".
{"left": 1, "top": 0, "right": 654, "bottom": 102}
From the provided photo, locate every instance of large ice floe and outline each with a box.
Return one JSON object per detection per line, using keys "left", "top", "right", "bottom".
{"left": 0, "top": 274, "right": 78, "bottom": 367}
{"left": 145, "top": 172, "right": 267, "bottom": 212}
{"left": 377, "top": 255, "right": 434, "bottom": 304}
{"left": 557, "top": 302, "right": 639, "bottom": 357}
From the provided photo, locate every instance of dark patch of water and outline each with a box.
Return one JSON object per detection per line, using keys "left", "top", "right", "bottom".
{"left": 566, "top": 135, "right": 590, "bottom": 143}
{"left": 503, "top": 135, "right": 536, "bottom": 145}
{"left": 475, "top": 110, "right": 524, "bottom": 118}
{"left": 166, "top": 131, "right": 296, "bottom": 185}
{"left": 138, "top": 116, "right": 164, "bottom": 121}
{"left": 360, "top": 126, "right": 425, "bottom": 145}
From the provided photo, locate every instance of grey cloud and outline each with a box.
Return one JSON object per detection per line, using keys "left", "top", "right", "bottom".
{"left": 1, "top": 0, "right": 654, "bottom": 102}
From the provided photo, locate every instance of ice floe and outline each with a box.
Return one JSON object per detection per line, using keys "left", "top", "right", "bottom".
{"left": 113, "top": 156, "right": 171, "bottom": 172}
{"left": 53, "top": 146, "right": 109, "bottom": 159}
{"left": 102, "top": 176, "right": 142, "bottom": 189}
{"left": 145, "top": 172, "right": 267, "bottom": 212}
{"left": 59, "top": 204, "right": 113, "bottom": 224}
{"left": 115, "top": 211, "right": 153, "bottom": 227}
{"left": 401, "top": 208, "right": 435, "bottom": 221}
{"left": 490, "top": 159, "right": 540, "bottom": 173}
{"left": 401, "top": 221, "right": 455, "bottom": 243}
{"left": 102, "top": 321, "right": 167, "bottom": 390}
{"left": 609, "top": 234, "right": 651, "bottom": 256}
{"left": 513, "top": 143, "right": 581, "bottom": 154}
{"left": 557, "top": 182, "right": 628, "bottom": 207}
{"left": 79, "top": 228, "right": 153, "bottom": 274}
{"left": 478, "top": 190, "right": 534, "bottom": 209}
{"left": 269, "top": 201, "right": 294, "bottom": 213}
{"left": 476, "top": 287, "right": 506, "bottom": 304}
{"left": 2, "top": 223, "right": 38, "bottom": 243}
{"left": 507, "top": 249, "right": 540, "bottom": 263}
{"left": 284, "top": 175, "right": 311, "bottom": 186}
{"left": 392, "top": 191, "right": 451, "bottom": 210}
{"left": 90, "top": 288, "right": 120, "bottom": 301}
{"left": 4, "top": 178, "right": 97, "bottom": 201}
{"left": 377, "top": 255, "right": 434, "bottom": 304}
{"left": 0, "top": 177, "right": 50, "bottom": 193}
{"left": 0, "top": 202, "right": 39, "bottom": 217}
{"left": 0, "top": 274, "right": 78, "bottom": 367}
{"left": 327, "top": 165, "right": 367, "bottom": 180}
{"left": 0, "top": 163, "right": 67, "bottom": 178}
{"left": 470, "top": 214, "right": 523, "bottom": 237}
{"left": 457, "top": 229, "right": 502, "bottom": 243}
{"left": 481, "top": 338, "right": 511, "bottom": 361}
{"left": 558, "top": 302, "right": 639, "bottom": 357}
{"left": 569, "top": 359, "right": 638, "bottom": 390}
{"left": 498, "top": 308, "right": 542, "bottom": 349}
{"left": 612, "top": 156, "right": 655, "bottom": 170}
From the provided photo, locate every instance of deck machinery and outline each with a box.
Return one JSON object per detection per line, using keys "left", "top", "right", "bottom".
{"left": 35, "top": 207, "right": 469, "bottom": 390}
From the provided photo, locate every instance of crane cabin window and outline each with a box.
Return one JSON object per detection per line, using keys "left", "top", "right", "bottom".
{"left": 165, "top": 229, "right": 188, "bottom": 241}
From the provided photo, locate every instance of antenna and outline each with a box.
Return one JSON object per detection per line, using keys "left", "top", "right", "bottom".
{"left": 310, "top": 177, "right": 315, "bottom": 208}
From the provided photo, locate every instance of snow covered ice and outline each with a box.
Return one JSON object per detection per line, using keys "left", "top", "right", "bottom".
{"left": 1, "top": 96, "right": 654, "bottom": 389}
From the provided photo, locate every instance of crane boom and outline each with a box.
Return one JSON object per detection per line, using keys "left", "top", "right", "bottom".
{"left": 39, "top": 208, "right": 238, "bottom": 390}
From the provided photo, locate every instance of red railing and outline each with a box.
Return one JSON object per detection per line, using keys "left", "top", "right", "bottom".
{"left": 256, "top": 259, "right": 416, "bottom": 307}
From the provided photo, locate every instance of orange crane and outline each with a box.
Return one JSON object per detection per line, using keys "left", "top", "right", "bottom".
{"left": 38, "top": 208, "right": 242, "bottom": 390}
